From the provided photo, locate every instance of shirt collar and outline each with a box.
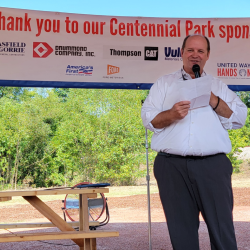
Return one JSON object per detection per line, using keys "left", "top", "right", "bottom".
{"left": 181, "top": 68, "right": 206, "bottom": 80}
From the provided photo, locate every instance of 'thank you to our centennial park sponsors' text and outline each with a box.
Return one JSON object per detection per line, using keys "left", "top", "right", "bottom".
{"left": 0, "top": 12, "right": 249, "bottom": 43}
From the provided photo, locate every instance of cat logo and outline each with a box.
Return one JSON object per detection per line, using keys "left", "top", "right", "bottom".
{"left": 107, "top": 64, "right": 120, "bottom": 75}
{"left": 144, "top": 47, "right": 158, "bottom": 61}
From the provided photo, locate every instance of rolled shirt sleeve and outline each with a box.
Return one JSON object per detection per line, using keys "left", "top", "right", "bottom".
{"left": 140, "top": 70, "right": 248, "bottom": 156}
{"left": 142, "top": 73, "right": 247, "bottom": 133}
{"left": 141, "top": 77, "right": 168, "bottom": 133}
{"left": 216, "top": 81, "right": 247, "bottom": 130}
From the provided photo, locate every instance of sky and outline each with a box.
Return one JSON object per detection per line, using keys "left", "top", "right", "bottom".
{"left": 1, "top": 0, "right": 250, "bottom": 18}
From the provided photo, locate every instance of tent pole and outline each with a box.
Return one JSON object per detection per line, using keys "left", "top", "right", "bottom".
{"left": 145, "top": 128, "right": 152, "bottom": 250}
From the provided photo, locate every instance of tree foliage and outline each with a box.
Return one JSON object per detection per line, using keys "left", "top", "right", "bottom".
{"left": 0, "top": 88, "right": 150, "bottom": 188}
{"left": 237, "top": 91, "right": 250, "bottom": 108}
{"left": 0, "top": 88, "right": 249, "bottom": 189}
{"left": 227, "top": 95, "right": 250, "bottom": 172}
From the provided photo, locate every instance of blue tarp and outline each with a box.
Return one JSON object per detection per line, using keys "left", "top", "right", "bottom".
{"left": 0, "top": 80, "right": 249, "bottom": 91}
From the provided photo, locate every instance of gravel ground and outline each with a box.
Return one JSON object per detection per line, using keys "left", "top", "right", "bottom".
{"left": 0, "top": 188, "right": 250, "bottom": 250}
{"left": 236, "top": 147, "right": 250, "bottom": 160}
{"left": 1, "top": 149, "right": 250, "bottom": 249}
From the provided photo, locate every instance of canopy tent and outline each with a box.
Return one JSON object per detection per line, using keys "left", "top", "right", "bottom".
{"left": 0, "top": 7, "right": 250, "bottom": 91}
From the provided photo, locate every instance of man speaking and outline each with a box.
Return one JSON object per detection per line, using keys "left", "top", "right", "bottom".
{"left": 141, "top": 34, "right": 247, "bottom": 250}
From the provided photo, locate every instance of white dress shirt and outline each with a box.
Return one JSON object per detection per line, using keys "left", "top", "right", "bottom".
{"left": 141, "top": 69, "right": 247, "bottom": 156}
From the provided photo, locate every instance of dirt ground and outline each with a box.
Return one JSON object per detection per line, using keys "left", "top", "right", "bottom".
{"left": 0, "top": 160, "right": 250, "bottom": 249}
{"left": 0, "top": 187, "right": 250, "bottom": 249}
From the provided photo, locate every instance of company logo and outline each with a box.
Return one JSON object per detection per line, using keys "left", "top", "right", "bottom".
{"left": 217, "top": 68, "right": 237, "bottom": 77}
{"left": 110, "top": 48, "right": 141, "bottom": 57}
{"left": 0, "top": 42, "right": 26, "bottom": 56}
{"left": 107, "top": 65, "right": 120, "bottom": 75}
{"left": 217, "top": 62, "right": 250, "bottom": 79}
{"left": 66, "top": 65, "right": 93, "bottom": 76}
{"left": 55, "top": 46, "right": 95, "bottom": 57}
{"left": 33, "top": 42, "right": 53, "bottom": 58}
{"left": 103, "top": 46, "right": 143, "bottom": 60}
{"left": 238, "top": 68, "right": 250, "bottom": 78}
{"left": 238, "top": 63, "right": 250, "bottom": 77}
{"left": 103, "top": 64, "right": 123, "bottom": 79}
{"left": 239, "top": 69, "right": 247, "bottom": 77}
{"left": 239, "top": 63, "right": 250, "bottom": 68}
{"left": 217, "top": 63, "right": 237, "bottom": 78}
{"left": 144, "top": 47, "right": 158, "bottom": 61}
{"left": 165, "top": 47, "right": 182, "bottom": 61}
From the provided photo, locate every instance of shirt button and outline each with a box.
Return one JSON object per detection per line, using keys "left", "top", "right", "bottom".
{"left": 192, "top": 122, "right": 194, "bottom": 124}
{"left": 190, "top": 146, "right": 192, "bottom": 148}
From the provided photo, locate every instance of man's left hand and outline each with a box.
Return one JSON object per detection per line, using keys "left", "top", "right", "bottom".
{"left": 209, "top": 92, "right": 219, "bottom": 108}
{"left": 209, "top": 92, "right": 233, "bottom": 118}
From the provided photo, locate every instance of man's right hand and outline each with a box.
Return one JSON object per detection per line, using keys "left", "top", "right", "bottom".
{"left": 151, "top": 101, "right": 191, "bottom": 129}
{"left": 169, "top": 101, "right": 191, "bottom": 120}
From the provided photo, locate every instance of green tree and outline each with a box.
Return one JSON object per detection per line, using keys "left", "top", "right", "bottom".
{"left": 50, "top": 89, "right": 149, "bottom": 186}
{"left": 237, "top": 91, "right": 250, "bottom": 108}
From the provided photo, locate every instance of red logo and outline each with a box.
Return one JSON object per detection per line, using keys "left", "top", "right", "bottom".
{"left": 33, "top": 42, "right": 53, "bottom": 58}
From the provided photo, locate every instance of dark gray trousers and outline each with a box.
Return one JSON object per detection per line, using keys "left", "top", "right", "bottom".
{"left": 154, "top": 153, "right": 237, "bottom": 250}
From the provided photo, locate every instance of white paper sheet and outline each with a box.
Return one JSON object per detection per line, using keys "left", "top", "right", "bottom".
{"left": 178, "top": 75, "right": 212, "bottom": 109}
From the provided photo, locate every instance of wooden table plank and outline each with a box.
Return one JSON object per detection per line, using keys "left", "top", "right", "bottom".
{"left": 0, "top": 188, "right": 108, "bottom": 197}
{"left": 79, "top": 194, "right": 91, "bottom": 250}
{"left": 0, "top": 188, "right": 116, "bottom": 250}
{"left": 0, "top": 230, "right": 119, "bottom": 243}
{"left": 0, "top": 197, "right": 12, "bottom": 202}
{"left": 79, "top": 194, "right": 88, "bottom": 250}
{"left": 79, "top": 194, "right": 89, "bottom": 232}
{"left": 0, "top": 221, "right": 100, "bottom": 229}
{"left": 23, "top": 195, "right": 84, "bottom": 247}
{"left": 91, "top": 238, "right": 97, "bottom": 250}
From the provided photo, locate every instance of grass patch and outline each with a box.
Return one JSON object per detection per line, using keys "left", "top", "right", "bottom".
{"left": 106, "top": 185, "right": 158, "bottom": 197}
{"left": 0, "top": 185, "right": 159, "bottom": 207}
{"left": 0, "top": 195, "right": 66, "bottom": 207}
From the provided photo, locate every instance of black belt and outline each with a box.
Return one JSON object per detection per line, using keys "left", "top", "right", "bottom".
{"left": 158, "top": 151, "right": 224, "bottom": 159}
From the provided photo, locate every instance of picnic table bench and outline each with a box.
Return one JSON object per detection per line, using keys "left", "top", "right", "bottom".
{"left": 0, "top": 188, "right": 119, "bottom": 250}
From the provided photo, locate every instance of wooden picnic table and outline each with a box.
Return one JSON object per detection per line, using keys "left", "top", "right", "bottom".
{"left": 0, "top": 188, "right": 119, "bottom": 250}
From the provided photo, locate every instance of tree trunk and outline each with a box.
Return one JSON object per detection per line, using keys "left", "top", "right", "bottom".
{"left": 14, "top": 141, "right": 20, "bottom": 190}
{"left": 64, "top": 164, "right": 67, "bottom": 187}
{"left": 6, "top": 155, "right": 9, "bottom": 185}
